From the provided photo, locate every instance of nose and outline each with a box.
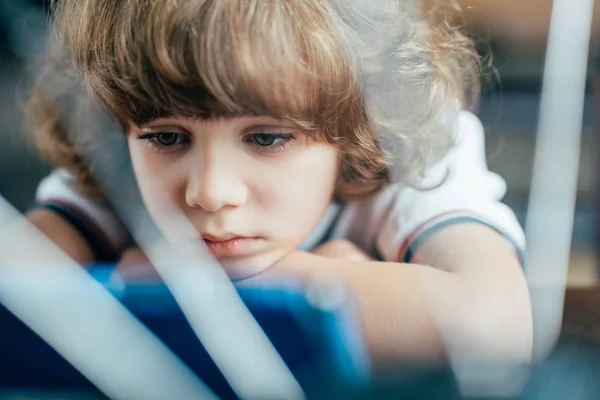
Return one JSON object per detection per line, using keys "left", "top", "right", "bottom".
{"left": 185, "top": 151, "right": 248, "bottom": 212}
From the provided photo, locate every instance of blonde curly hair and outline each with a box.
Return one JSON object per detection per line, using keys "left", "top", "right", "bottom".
{"left": 27, "top": 0, "right": 480, "bottom": 201}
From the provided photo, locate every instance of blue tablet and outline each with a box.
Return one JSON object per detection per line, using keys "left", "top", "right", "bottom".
{"left": 0, "top": 265, "right": 370, "bottom": 399}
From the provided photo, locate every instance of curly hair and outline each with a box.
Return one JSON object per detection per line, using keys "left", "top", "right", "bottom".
{"left": 27, "top": 0, "right": 480, "bottom": 201}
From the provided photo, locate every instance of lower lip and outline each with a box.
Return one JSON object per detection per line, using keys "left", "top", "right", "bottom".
{"left": 203, "top": 237, "right": 260, "bottom": 257}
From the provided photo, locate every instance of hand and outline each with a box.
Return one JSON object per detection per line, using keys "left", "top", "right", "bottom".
{"left": 237, "top": 241, "right": 372, "bottom": 287}
{"left": 312, "top": 239, "right": 373, "bottom": 262}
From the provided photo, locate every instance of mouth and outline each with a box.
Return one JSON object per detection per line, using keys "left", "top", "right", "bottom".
{"left": 201, "top": 234, "right": 262, "bottom": 257}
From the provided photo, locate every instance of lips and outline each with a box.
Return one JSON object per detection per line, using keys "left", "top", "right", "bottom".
{"left": 202, "top": 233, "right": 242, "bottom": 242}
{"left": 201, "top": 234, "right": 261, "bottom": 257}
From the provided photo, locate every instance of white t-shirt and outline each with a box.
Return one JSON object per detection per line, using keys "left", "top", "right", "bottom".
{"left": 34, "top": 111, "right": 525, "bottom": 263}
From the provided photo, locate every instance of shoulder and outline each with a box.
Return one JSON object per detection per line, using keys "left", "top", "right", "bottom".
{"left": 369, "top": 111, "right": 525, "bottom": 262}
{"left": 33, "top": 168, "right": 131, "bottom": 259}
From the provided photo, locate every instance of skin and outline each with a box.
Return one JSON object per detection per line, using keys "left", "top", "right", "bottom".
{"left": 29, "top": 114, "right": 533, "bottom": 372}
{"left": 125, "top": 114, "right": 533, "bottom": 370}
{"left": 127, "top": 115, "right": 339, "bottom": 279}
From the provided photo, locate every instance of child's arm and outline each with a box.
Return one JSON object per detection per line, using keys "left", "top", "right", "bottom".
{"left": 111, "top": 230, "right": 530, "bottom": 367}
{"left": 246, "top": 112, "right": 532, "bottom": 368}
{"left": 255, "top": 223, "right": 531, "bottom": 369}
{"left": 27, "top": 207, "right": 95, "bottom": 264}
{"left": 29, "top": 169, "right": 131, "bottom": 264}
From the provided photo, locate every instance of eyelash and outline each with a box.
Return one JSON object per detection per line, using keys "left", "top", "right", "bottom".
{"left": 135, "top": 132, "right": 190, "bottom": 153}
{"left": 135, "top": 132, "right": 296, "bottom": 154}
{"left": 243, "top": 133, "right": 296, "bottom": 153}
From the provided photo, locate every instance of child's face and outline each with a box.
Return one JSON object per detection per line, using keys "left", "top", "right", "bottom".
{"left": 128, "top": 116, "right": 339, "bottom": 278}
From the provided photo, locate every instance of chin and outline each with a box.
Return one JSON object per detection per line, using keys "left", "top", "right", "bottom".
{"left": 217, "top": 252, "right": 283, "bottom": 281}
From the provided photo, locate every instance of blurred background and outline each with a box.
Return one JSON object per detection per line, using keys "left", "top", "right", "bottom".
{"left": 0, "top": 2, "right": 598, "bottom": 285}
{"left": 462, "top": 0, "right": 600, "bottom": 288}
{"left": 2, "top": 0, "right": 600, "bottom": 397}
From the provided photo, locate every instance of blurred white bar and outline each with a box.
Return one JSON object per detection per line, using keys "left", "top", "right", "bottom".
{"left": 0, "top": 0, "right": 305, "bottom": 396}
{"left": 525, "top": 0, "right": 594, "bottom": 360}
{"left": 99, "top": 170, "right": 305, "bottom": 400}
{"left": 0, "top": 195, "right": 216, "bottom": 400}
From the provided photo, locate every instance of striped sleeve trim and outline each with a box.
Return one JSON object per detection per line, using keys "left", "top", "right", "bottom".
{"left": 33, "top": 200, "right": 120, "bottom": 261}
{"left": 397, "top": 210, "right": 526, "bottom": 268}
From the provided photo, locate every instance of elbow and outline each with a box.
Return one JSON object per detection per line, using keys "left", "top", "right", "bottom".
{"left": 440, "top": 295, "right": 533, "bottom": 397}
{"left": 450, "top": 297, "right": 533, "bottom": 365}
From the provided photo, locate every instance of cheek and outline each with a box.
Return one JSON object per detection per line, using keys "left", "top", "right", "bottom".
{"left": 276, "top": 147, "right": 337, "bottom": 201}
{"left": 129, "top": 144, "right": 158, "bottom": 198}
{"left": 256, "top": 144, "right": 338, "bottom": 236}
{"left": 127, "top": 141, "right": 187, "bottom": 224}
{"left": 129, "top": 142, "right": 184, "bottom": 190}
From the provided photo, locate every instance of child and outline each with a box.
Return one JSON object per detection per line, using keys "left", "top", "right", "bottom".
{"left": 27, "top": 0, "right": 532, "bottom": 368}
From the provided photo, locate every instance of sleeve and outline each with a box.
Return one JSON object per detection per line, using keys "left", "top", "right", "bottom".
{"left": 33, "top": 168, "right": 131, "bottom": 260}
{"left": 376, "top": 111, "right": 526, "bottom": 265}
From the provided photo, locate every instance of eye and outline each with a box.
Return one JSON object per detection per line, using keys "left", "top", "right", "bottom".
{"left": 155, "top": 132, "right": 181, "bottom": 146}
{"left": 136, "top": 131, "right": 190, "bottom": 151}
{"left": 251, "top": 134, "right": 280, "bottom": 147}
{"left": 245, "top": 133, "right": 296, "bottom": 152}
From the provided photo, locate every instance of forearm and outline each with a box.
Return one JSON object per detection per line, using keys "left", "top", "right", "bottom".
{"left": 269, "top": 252, "right": 450, "bottom": 362}
{"left": 248, "top": 251, "right": 531, "bottom": 369}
